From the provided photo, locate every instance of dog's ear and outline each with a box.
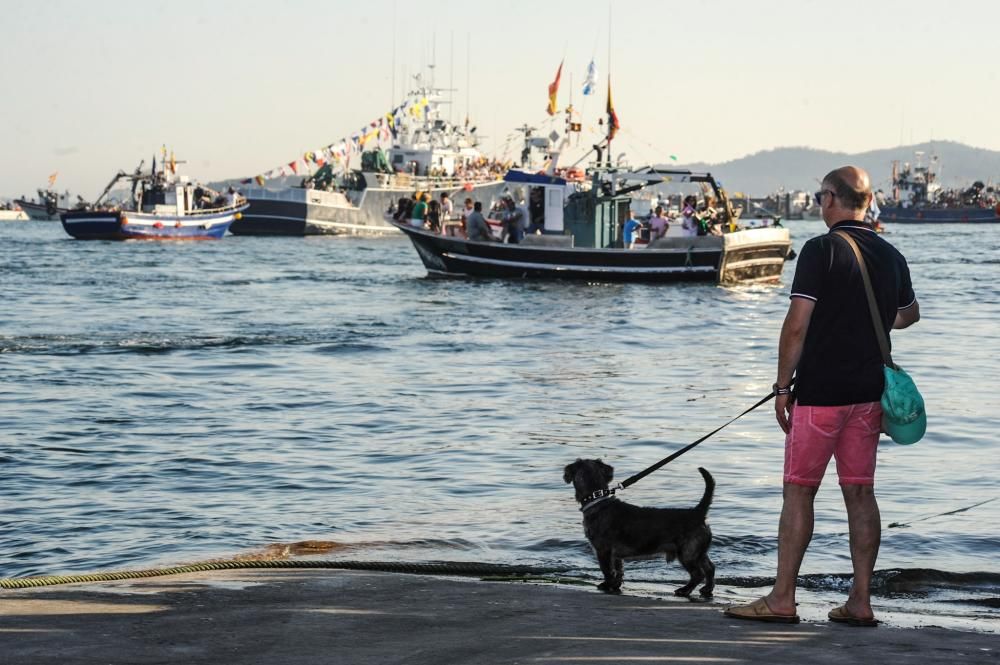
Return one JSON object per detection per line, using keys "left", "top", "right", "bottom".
{"left": 563, "top": 460, "right": 580, "bottom": 484}
{"left": 597, "top": 459, "right": 614, "bottom": 483}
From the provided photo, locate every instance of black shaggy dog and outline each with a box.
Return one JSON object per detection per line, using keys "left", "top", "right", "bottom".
{"left": 563, "top": 458, "right": 715, "bottom": 597}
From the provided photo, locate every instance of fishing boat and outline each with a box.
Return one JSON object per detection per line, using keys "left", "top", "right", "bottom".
{"left": 61, "top": 158, "right": 246, "bottom": 240}
{"left": 880, "top": 152, "right": 1000, "bottom": 223}
{"left": 394, "top": 165, "right": 791, "bottom": 284}
{"left": 232, "top": 81, "right": 508, "bottom": 236}
{"left": 13, "top": 188, "right": 74, "bottom": 220}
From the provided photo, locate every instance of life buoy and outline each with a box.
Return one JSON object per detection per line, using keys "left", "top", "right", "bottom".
{"left": 120, "top": 215, "right": 129, "bottom": 226}
{"left": 153, "top": 221, "right": 164, "bottom": 229}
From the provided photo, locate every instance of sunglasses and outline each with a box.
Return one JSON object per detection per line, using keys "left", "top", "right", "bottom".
{"left": 814, "top": 189, "right": 835, "bottom": 206}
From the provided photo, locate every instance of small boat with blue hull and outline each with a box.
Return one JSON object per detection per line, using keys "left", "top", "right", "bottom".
{"left": 61, "top": 159, "right": 247, "bottom": 240}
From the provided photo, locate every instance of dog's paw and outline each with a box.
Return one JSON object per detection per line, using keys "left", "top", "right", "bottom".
{"left": 699, "top": 587, "right": 714, "bottom": 599}
{"left": 673, "top": 587, "right": 694, "bottom": 598}
{"left": 597, "top": 582, "right": 622, "bottom": 594}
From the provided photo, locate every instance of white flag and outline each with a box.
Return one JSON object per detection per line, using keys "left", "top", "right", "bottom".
{"left": 582, "top": 59, "right": 598, "bottom": 96}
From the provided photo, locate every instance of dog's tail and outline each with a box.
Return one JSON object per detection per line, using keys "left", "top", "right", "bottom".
{"left": 695, "top": 468, "right": 715, "bottom": 517}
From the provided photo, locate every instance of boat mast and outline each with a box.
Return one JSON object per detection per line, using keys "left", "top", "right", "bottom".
{"left": 606, "top": 2, "right": 612, "bottom": 167}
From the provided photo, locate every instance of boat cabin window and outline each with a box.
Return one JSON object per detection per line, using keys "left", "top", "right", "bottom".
{"left": 142, "top": 186, "right": 167, "bottom": 208}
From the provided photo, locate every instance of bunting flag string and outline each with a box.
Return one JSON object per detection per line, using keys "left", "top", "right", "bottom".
{"left": 248, "top": 93, "right": 435, "bottom": 186}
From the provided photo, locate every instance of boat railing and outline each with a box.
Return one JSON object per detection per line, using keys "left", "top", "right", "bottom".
{"left": 374, "top": 172, "right": 504, "bottom": 191}
{"left": 185, "top": 200, "right": 249, "bottom": 216}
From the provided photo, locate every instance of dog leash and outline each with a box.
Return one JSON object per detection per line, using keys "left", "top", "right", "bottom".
{"left": 616, "top": 387, "right": 785, "bottom": 491}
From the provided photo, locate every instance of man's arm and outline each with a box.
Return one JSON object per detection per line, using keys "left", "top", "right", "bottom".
{"left": 775, "top": 297, "right": 815, "bottom": 433}
{"left": 893, "top": 299, "right": 920, "bottom": 329}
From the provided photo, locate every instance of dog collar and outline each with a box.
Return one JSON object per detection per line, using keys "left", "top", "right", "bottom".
{"left": 580, "top": 488, "right": 618, "bottom": 512}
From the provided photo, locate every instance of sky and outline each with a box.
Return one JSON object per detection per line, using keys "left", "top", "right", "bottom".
{"left": 2, "top": 0, "right": 999, "bottom": 198}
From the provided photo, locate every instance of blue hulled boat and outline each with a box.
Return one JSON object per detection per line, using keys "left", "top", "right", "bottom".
{"left": 61, "top": 159, "right": 247, "bottom": 240}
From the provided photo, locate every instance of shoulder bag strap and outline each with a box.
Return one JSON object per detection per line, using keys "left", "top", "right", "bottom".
{"left": 832, "top": 230, "right": 895, "bottom": 369}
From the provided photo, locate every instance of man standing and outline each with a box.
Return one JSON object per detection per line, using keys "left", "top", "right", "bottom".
{"left": 622, "top": 209, "right": 642, "bottom": 249}
{"left": 648, "top": 205, "right": 670, "bottom": 241}
{"left": 724, "top": 166, "right": 920, "bottom": 626}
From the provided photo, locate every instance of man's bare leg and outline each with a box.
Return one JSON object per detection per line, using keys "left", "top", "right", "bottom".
{"left": 763, "top": 483, "right": 819, "bottom": 615}
{"left": 841, "top": 484, "right": 880, "bottom": 620}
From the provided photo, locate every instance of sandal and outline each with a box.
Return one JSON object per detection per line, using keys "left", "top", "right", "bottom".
{"left": 828, "top": 605, "right": 880, "bottom": 627}
{"left": 723, "top": 598, "right": 800, "bottom": 624}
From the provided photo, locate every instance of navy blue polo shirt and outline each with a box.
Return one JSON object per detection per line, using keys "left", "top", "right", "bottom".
{"left": 790, "top": 221, "right": 916, "bottom": 406}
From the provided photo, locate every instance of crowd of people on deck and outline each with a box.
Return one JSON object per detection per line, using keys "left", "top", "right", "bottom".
{"left": 621, "top": 195, "right": 726, "bottom": 248}
{"left": 887, "top": 180, "right": 999, "bottom": 209}
{"left": 390, "top": 189, "right": 730, "bottom": 247}
{"left": 391, "top": 191, "right": 531, "bottom": 243}
{"left": 451, "top": 158, "right": 511, "bottom": 182}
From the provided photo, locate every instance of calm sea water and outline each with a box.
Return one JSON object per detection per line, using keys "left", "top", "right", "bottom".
{"left": 1, "top": 220, "right": 998, "bottom": 632}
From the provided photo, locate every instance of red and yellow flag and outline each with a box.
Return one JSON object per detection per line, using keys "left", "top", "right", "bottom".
{"left": 606, "top": 78, "right": 620, "bottom": 140}
{"left": 546, "top": 60, "right": 563, "bottom": 116}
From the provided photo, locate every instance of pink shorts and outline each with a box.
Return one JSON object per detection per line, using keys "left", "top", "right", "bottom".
{"left": 784, "top": 402, "right": 882, "bottom": 487}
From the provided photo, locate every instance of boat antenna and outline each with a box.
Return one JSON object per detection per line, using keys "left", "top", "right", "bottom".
{"left": 606, "top": 1, "right": 613, "bottom": 167}
{"left": 429, "top": 33, "right": 436, "bottom": 88}
{"left": 449, "top": 31, "right": 454, "bottom": 125}
{"left": 390, "top": 0, "right": 396, "bottom": 108}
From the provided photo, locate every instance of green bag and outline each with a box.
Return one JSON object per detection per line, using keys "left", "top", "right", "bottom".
{"left": 881, "top": 365, "right": 926, "bottom": 445}
{"left": 835, "top": 231, "right": 926, "bottom": 445}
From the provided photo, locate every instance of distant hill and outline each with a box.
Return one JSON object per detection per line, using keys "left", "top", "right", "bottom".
{"left": 211, "top": 140, "right": 1000, "bottom": 198}
{"left": 677, "top": 141, "right": 1000, "bottom": 196}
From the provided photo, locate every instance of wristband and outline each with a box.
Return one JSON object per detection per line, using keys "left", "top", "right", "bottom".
{"left": 773, "top": 383, "right": 792, "bottom": 396}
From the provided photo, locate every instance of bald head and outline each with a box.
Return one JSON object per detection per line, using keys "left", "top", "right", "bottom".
{"left": 822, "top": 166, "right": 872, "bottom": 212}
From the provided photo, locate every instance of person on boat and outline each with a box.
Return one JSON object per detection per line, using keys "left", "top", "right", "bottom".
{"left": 724, "top": 165, "right": 920, "bottom": 627}
{"left": 393, "top": 197, "right": 413, "bottom": 223}
{"left": 465, "top": 201, "right": 495, "bottom": 242}
{"left": 622, "top": 209, "right": 642, "bottom": 249}
{"left": 440, "top": 192, "right": 454, "bottom": 220}
{"left": 410, "top": 193, "right": 428, "bottom": 228}
{"left": 648, "top": 206, "right": 670, "bottom": 241}
{"left": 426, "top": 199, "right": 442, "bottom": 233}
{"left": 526, "top": 187, "right": 546, "bottom": 235}
{"left": 681, "top": 196, "right": 700, "bottom": 237}
{"left": 699, "top": 196, "right": 722, "bottom": 236}
{"left": 501, "top": 196, "right": 526, "bottom": 244}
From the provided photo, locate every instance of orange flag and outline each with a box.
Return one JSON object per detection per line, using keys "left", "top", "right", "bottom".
{"left": 546, "top": 60, "right": 563, "bottom": 116}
